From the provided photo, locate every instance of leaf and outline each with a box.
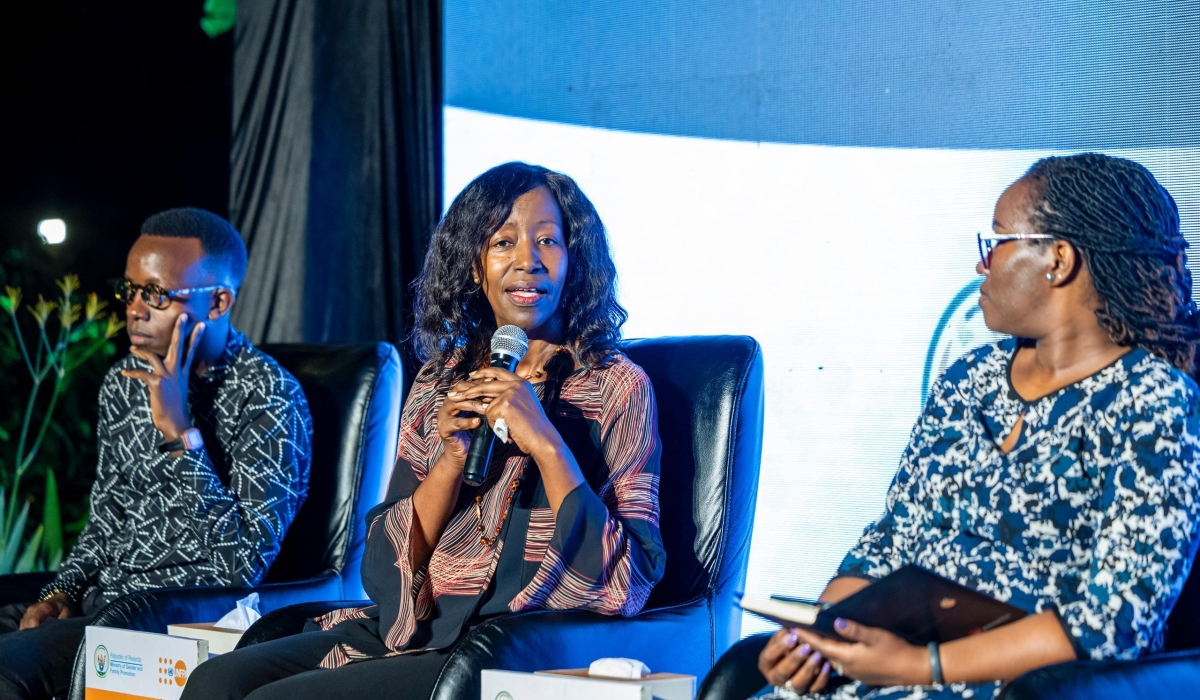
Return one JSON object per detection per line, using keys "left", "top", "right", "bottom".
{"left": 200, "top": 0, "right": 236, "bottom": 38}
{"left": 48, "top": 547, "right": 62, "bottom": 571}
{"left": 0, "top": 487, "right": 8, "bottom": 542}
{"left": 1, "top": 286, "right": 20, "bottom": 313}
{"left": 28, "top": 295, "right": 57, "bottom": 327}
{"left": 0, "top": 501, "right": 30, "bottom": 575}
{"left": 15, "top": 524, "right": 43, "bottom": 573}
{"left": 55, "top": 275, "right": 80, "bottom": 299}
{"left": 43, "top": 470, "right": 62, "bottom": 562}
{"left": 0, "top": 425, "right": 8, "bottom": 441}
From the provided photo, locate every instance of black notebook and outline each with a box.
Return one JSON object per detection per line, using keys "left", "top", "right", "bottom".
{"left": 738, "top": 564, "right": 1027, "bottom": 645}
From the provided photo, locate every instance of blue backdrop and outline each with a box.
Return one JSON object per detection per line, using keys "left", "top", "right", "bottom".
{"left": 442, "top": 0, "right": 1200, "bottom": 637}
{"left": 447, "top": 1, "right": 1199, "bottom": 149}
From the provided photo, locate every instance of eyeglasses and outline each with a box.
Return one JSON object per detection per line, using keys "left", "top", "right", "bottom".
{"left": 108, "top": 278, "right": 222, "bottom": 310}
{"left": 977, "top": 232, "right": 1055, "bottom": 270}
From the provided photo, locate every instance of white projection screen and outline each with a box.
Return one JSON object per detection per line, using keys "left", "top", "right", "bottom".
{"left": 443, "top": 1, "right": 1200, "bottom": 636}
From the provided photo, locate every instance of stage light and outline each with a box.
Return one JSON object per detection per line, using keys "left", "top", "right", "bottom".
{"left": 37, "top": 219, "right": 67, "bottom": 245}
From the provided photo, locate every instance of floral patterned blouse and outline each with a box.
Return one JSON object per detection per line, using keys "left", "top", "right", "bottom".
{"left": 776, "top": 338, "right": 1200, "bottom": 700}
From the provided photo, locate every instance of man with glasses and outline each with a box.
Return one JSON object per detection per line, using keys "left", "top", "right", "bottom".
{"left": 0, "top": 208, "right": 312, "bottom": 700}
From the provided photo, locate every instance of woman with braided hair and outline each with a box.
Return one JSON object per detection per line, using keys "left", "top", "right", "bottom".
{"left": 754, "top": 153, "right": 1200, "bottom": 699}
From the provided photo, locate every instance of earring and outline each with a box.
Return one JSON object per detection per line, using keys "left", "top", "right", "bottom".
{"left": 472, "top": 275, "right": 480, "bottom": 285}
{"left": 1045, "top": 273, "right": 1054, "bottom": 282}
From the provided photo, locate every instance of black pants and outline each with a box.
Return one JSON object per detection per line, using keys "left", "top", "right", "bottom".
{"left": 182, "top": 623, "right": 451, "bottom": 700}
{"left": 0, "top": 603, "right": 96, "bottom": 700}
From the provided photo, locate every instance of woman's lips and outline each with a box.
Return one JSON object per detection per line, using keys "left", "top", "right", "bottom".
{"left": 506, "top": 289, "right": 545, "bottom": 305}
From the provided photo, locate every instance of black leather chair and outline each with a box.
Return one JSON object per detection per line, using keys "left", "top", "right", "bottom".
{"left": 996, "top": 563, "right": 1200, "bottom": 699}
{"left": 235, "top": 335, "right": 765, "bottom": 699}
{"left": 695, "top": 522, "right": 1200, "bottom": 699}
{"left": 56, "top": 342, "right": 402, "bottom": 700}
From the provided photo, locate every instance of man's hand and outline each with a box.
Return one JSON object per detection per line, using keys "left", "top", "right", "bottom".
{"left": 121, "top": 313, "right": 206, "bottom": 442}
{"left": 20, "top": 592, "right": 73, "bottom": 629}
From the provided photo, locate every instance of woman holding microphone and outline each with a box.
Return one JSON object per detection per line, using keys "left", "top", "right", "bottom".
{"left": 185, "top": 162, "right": 665, "bottom": 699}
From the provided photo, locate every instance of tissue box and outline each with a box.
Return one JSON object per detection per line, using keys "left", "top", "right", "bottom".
{"left": 167, "top": 623, "right": 246, "bottom": 656}
{"left": 84, "top": 626, "right": 209, "bottom": 699}
{"left": 480, "top": 668, "right": 695, "bottom": 700}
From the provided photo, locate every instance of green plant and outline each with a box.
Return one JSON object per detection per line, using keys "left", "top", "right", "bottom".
{"left": 0, "top": 275, "right": 123, "bottom": 572}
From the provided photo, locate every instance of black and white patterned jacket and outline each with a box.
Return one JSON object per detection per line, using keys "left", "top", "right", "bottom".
{"left": 40, "top": 330, "right": 312, "bottom": 612}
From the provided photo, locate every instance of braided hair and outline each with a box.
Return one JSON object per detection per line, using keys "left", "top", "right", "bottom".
{"left": 1024, "top": 153, "right": 1200, "bottom": 375}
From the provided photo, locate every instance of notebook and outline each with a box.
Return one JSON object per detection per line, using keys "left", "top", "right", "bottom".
{"left": 738, "top": 564, "right": 1027, "bottom": 644}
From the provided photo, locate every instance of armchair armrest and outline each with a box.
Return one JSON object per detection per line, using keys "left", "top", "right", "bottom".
{"left": 0, "top": 572, "right": 56, "bottom": 607}
{"left": 694, "top": 634, "right": 1200, "bottom": 700}
{"left": 82, "top": 574, "right": 343, "bottom": 632}
{"left": 999, "top": 650, "right": 1200, "bottom": 700}
{"left": 696, "top": 632, "right": 771, "bottom": 700}
{"left": 432, "top": 598, "right": 713, "bottom": 700}
{"left": 238, "top": 600, "right": 371, "bottom": 649}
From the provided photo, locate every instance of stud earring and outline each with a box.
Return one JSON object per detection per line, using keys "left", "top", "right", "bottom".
{"left": 472, "top": 275, "right": 480, "bottom": 285}
{"left": 1046, "top": 273, "right": 1055, "bottom": 282}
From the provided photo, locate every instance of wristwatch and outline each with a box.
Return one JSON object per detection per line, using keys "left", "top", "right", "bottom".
{"left": 158, "top": 427, "right": 204, "bottom": 453}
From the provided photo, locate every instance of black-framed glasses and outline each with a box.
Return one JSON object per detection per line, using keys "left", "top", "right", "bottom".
{"left": 108, "top": 278, "right": 222, "bottom": 310}
{"left": 977, "top": 232, "right": 1055, "bottom": 270}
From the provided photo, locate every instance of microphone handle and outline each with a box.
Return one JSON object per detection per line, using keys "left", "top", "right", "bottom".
{"left": 460, "top": 351, "right": 522, "bottom": 487}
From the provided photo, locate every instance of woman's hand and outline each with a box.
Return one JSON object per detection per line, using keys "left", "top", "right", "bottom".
{"left": 795, "top": 618, "right": 930, "bottom": 687}
{"left": 436, "top": 382, "right": 489, "bottom": 472}
{"left": 448, "top": 367, "right": 560, "bottom": 461}
{"left": 758, "top": 628, "right": 834, "bottom": 694}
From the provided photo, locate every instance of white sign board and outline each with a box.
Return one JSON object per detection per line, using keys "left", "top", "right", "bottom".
{"left": 166, "top": 623, "right": 245, "bottom": 656}
{"left": 480, "top": 669, "right": 695, "bottom": 700}
{"left": 84, "top": 626, "right": 209, "bottom": 700}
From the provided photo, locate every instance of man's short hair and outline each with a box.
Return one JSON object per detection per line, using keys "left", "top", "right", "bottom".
{"left": 140, "top": 208, "right": 248, "bottom": 289}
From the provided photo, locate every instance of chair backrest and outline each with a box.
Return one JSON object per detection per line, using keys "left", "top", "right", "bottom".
{"left": 621, "top": 336, "right": 764, "bottom": 650}
{"left": 257, "top": 343, "right": 402, "bottom": 599}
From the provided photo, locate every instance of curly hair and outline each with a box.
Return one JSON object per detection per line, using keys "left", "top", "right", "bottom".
{"left": 411, "top": 162, "right": 627, "bottom": 377}
{"left": 1024, "top": 153, "right": 1200, "bottom": 375}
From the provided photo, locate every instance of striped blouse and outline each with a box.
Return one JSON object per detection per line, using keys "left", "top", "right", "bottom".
{"left": 315, "top": 352, "right": 666, "bottom": 668}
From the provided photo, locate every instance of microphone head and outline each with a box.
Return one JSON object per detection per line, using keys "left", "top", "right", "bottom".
{"left": 491, "top": 325, "right": 529, "bottom": 360}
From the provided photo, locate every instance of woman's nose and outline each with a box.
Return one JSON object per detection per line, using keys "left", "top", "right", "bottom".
{"left": 514, "top": 238, "right": 544, "bottom": 271}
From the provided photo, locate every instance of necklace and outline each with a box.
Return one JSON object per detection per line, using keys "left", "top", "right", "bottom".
{"left": 475, "top": 462, "right": 527, "bottom": 546}
{"left": 520, "top": 344, "right": 564, "bottom": 381}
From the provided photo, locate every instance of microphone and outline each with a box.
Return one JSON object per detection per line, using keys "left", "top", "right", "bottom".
{"left": 461, "top": 325, "right": 529, "bottom": 487}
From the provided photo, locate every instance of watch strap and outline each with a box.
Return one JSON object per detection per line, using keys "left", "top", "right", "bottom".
{"left": 158, "top": 427, "right": 204, "bottom": 453}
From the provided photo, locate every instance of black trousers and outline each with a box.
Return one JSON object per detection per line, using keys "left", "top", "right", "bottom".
{"left": 182, "top": 623, "right": 451, "bottom": 700}
{"left": 0, "top": 603, "right": 96, "bottom": 700}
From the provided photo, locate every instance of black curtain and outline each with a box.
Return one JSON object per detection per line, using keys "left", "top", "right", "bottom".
{"left": 229, "top": 0, "right": 442, "bottom": 346}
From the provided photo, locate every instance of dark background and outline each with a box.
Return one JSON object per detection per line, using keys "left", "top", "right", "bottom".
{"left": 0, "top": 0, "right": 232, "bottom": 535}
{"left": 0, "top": 0, "right": 232, "bottom": 301}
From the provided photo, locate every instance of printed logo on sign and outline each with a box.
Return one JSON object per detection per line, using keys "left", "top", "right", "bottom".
{"left": 495, "top": 693, "right": 513, "bottom": 700}
{"left": 94, "top": 645, "right": 109, "bottom": 677}
{"left": 159, "top": 658, "right": 189, "bottom": 686}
